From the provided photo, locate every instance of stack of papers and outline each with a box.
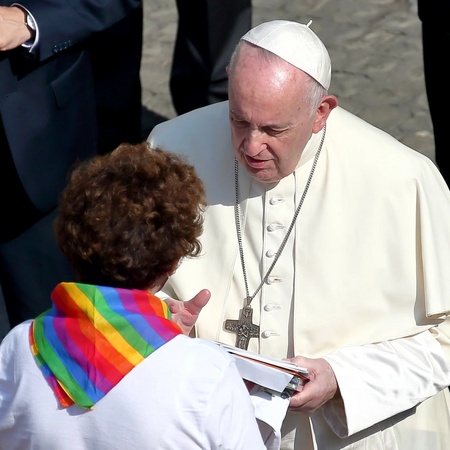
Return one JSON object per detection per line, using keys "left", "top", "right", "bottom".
{"left": 214, "top": 341, "right": 309, "bottom": 396}
{"left": 214, "top": 342, "right": 310, "bottom": 448}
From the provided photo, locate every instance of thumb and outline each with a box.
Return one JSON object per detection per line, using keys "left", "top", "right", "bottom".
{"left": 285, "top": 355, "right": 308, "bottom": 367}
{"left": 185, "top": 289, "right": 211, "bottom": 316}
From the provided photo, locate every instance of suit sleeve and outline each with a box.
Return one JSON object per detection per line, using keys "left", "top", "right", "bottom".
{"left": 15, "top": 0, "right": 142, "bottom": 62}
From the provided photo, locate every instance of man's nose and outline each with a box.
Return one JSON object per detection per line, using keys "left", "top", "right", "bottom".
{"left": 244, "top": 129, "right": 265, "bottom": 156}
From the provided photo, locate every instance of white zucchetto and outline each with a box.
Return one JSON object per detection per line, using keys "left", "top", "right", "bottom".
{"left": 241, "top": 20, "right": 331, "bottom": 90}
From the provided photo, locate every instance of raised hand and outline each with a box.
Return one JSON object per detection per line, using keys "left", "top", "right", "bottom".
{"left": 165, "top": 289, "right": 211, "bottom": 335}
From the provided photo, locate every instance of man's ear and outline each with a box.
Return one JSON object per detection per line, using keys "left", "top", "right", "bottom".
{"left": 226, "top": 65, "right": 230, "bottom": 75}
{"left": 312, "top": 95, "right": 338, "bottom": 134}
{"left": 168, "top": 259, "right": 181, "bottom": 276}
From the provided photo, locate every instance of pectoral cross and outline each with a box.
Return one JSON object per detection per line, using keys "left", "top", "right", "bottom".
{"left": 224, "top": 305, "right": 260, "bottom": 350}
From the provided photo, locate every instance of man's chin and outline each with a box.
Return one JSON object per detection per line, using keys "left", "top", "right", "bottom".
{"left": 235, "top": 155, "right": 280, "bottom": 183}
{"left": 246, "top": 166, "right": 280, "bottom": 184}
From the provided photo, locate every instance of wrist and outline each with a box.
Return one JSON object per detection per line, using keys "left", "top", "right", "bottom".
{"left": 6, "top": 6, "right": 33, "bottom": 43}
{"left": 16, "top": 6, "right": 35, "bottom": 45}
{"left": 5, "top": 6, "right": 27, "bottom": 23}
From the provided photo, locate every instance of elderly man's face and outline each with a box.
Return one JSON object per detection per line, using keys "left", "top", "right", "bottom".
{"left": 228, "top": 47, "right": 324, "bottom": 184}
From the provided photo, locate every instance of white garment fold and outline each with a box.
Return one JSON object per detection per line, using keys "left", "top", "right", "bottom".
{"left": 323, "top": 329, "right": 450, "bottom": 437}
{"left": 149, "top": 101, "right": 450, "bottom": 449}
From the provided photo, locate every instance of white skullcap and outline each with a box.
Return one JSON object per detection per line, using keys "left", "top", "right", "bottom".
{"left": 241, "top": 20, "right": 331, "bottom": 90}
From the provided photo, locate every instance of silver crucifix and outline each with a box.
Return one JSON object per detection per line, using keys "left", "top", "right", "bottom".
{"left": 224, "top": 305, "right": 260, "bottom": 350}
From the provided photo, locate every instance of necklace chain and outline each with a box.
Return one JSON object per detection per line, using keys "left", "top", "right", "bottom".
{"left": 234, "top": 124, "right": 326, "bottom": 308}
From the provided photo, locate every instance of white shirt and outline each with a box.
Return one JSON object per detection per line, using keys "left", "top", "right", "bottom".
{"left": 0, "top": 321, "right": 267, "bottom": 450}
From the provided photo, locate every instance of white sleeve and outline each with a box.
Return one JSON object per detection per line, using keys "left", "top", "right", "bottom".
{"left": 203, "top": 361, "right": 268, "bottom": 450}
{"left": 322, "top": 329, "right": 450, "bottom": 437}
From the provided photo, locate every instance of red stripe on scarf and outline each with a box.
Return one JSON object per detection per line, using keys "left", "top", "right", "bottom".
{"left": 52, "top": 286, "right": 135, "bottom": 375}
{"left": 63, "top": 316, "right": 125, "bottom": 386}
{"left": 133, "top": 290, "right": 183, "bottom": 335}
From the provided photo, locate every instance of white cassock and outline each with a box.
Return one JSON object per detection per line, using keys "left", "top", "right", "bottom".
{"left": 148, "top": 101, "right": 450, "bottom": 450}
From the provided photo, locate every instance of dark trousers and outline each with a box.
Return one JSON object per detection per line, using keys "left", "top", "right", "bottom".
{"left": 170, "top": 0, "right": 252, "bottom": 115}
{"left": 421, "top": 23, "right": 450, "bottom": 186}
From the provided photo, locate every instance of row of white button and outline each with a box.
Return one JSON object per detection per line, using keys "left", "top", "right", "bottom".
{"left": 263, "top": 198, "right": 285, "bottom": 339}
{"left": 262, "top": 303, "right": 281, "bottom": 339}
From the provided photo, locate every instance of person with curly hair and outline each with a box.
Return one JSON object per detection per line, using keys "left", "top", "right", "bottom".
{"left": 55, "top": 142, "right": 206, "bottom": 292}
{"left": 0, "top": 143, "right": 267, "bottom": 450}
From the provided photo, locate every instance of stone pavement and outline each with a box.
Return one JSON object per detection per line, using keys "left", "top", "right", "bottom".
{"left": 0, "top": 0, "right": 433, "bottom": 339}
{"left": 141, "top": 0, "right": 434, "bottom": 160}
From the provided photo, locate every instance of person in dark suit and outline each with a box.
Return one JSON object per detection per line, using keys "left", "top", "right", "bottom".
{"left": 0, "top": 1, "right": 142, "bottom": 328}
{"left": 170, "top": 0, "right": 252, "bottom": 115}
{"left": 418, "top": 0, "right": 450, "bottom": 187}
{"left": 90, "top": 6, "right": 143, "bottom": 155}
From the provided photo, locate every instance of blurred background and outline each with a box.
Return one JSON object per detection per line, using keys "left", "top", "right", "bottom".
{"left": 141, "top": 0, "right": 433, "bottom": 157}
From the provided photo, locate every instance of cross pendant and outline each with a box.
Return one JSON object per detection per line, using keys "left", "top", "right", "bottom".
{"left": 224, "top": 305, "right": 260, "bottom": 350}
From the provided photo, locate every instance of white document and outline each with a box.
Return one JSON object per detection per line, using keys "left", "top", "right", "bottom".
{"left": 213, "top": 341, "right": 309, "bottom": 394}
{"left": 250, "top": 384, "right": 290, "bottom": 450}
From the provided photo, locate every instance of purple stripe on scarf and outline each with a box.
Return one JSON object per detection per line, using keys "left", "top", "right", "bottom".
{"left": 52, "top": 317, "right": 114, "bottom": 395}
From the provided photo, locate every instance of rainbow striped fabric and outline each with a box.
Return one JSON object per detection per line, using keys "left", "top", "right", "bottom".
{"left": 30, "top": 282, "right": 182, "bottom": 409}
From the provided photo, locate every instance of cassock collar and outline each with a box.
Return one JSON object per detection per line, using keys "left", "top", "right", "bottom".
{"left": 295, "top": 127, "right": 326, "bottom": 171}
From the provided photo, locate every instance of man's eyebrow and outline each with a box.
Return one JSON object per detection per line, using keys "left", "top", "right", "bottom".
{"left": 265, "top": 123, "right": 292, "bottom": 130}
{"left": 230, "top": 110, "right": 292, "bottom": 129}
{"left": 230, "top": 110, "right": 245, "bottom": 119}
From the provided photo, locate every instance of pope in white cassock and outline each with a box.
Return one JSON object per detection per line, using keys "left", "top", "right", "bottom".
{"left": 148, "top": 20, "right": 450, "bottom": 450}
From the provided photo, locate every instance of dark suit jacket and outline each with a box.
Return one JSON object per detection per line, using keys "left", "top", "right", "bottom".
{"left": 0, "top": 0, "right": 141, "bottom": 214}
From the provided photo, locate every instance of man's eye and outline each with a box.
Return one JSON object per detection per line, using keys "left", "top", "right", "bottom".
{"left": 231, "top": 118, "right": 248, "bottom": 127}
{"left": 265, "top": 128, "right": 286, "bottom": 136}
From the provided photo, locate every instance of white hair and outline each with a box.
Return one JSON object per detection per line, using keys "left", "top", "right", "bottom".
{"left": 228, "top": 41, "right": 327, "bottom": 116}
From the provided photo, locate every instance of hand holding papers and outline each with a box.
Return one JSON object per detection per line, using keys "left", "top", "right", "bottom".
{"left": 214, "top": 342, "right": 309, "bottom": 396}
{"left": 214, "top": 342, "right": 310, "bottom": 450}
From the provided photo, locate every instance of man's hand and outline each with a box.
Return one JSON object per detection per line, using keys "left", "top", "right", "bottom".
{"left": 0, "top": 6, "right": 32, "bottom": 51}
{"left": 287, "top": 356, "right": 339, "bottom": 414}
{"left": 165, "top": 289, "right": 211, "bottom": 336}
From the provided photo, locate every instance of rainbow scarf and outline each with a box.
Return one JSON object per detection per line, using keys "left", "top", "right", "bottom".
{"left": 30, "top": 282, "right": 182, "bottom": 409}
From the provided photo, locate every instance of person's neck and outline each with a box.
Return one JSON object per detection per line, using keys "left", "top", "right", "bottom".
{"left": 147, "top": 274, "right": 169, "bottom": 295}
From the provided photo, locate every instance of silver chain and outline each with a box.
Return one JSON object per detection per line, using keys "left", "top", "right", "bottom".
{"left": 234, "top": 124, "right": 327, "bottom": 308}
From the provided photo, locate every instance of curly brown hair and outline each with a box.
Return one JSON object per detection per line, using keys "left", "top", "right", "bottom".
{"left": 54, "top": 142, "right": 206, "bottom": 290}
